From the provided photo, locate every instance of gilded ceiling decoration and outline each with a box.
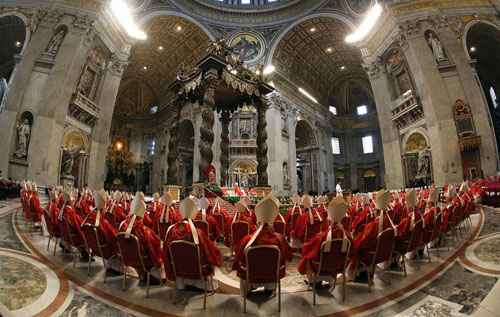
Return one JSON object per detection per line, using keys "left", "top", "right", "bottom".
{"left": 273, "top": 17, "right": 364, "bottom": 105}
{"left": 114, "top": 16, "right": 210, "bottom": 117}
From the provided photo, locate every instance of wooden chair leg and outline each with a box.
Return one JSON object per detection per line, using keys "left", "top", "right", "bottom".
{"left": 313, "top": 275, "right": 317, "bottom": 305}
{"left": 103, "top": 258, "right": 107, "bottom": 284}
{"left": 47, "top": 237, "right": 52, "bottom": 251}
{"left": 342, "top": 272, "right": 346, "bottom": 302}
{"left": 53, "top": 238, "right": 58, "bottom": 256}
{"left": 122, "top": 267, "right": 127, "bottom": 291}
{"left": 87, "top": 251, "right": 92, "bottom": 277}
{"left": 243, "top": 281, "right": 247, "bottom": 313}
{"left": 203, "top": 278, "right": 207, "bottom": 309}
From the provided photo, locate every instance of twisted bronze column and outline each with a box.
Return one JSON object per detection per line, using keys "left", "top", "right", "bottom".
{"left": 220, "top": 110, "right": 231, "bottom": 187}
{"left": 199, "top": 86, "right": 215, "bottom": 181}
{"left": 256, "top": 98, "right": 269, "bottom": 186}
{"left": 166, "top": 101, "right": 182, "bottom": 185}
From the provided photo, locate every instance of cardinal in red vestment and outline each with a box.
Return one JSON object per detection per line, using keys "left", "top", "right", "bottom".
{"left": 298, "top": 195, "right": 352, "bottom": 284}
{"left": 58, "top": 190, "right": 87, "bottom": 256}
{"left": 28, "top": 182, "right": 44, "bottom": 223}
{"left": 118, "top": 192, "right": 163, "bottom": 270}
{"left": 291, "top": 195, "right": 326, "bottom": 248}
{"left": 224, "top": 199, "right": 257, "bottom": 247}
{"left": 163, "top": 197, "right": 222, "bottom": 290}
{"left": 233, "top": 194, "right": 292, "bottom": 295}
{"left": 195, "top": 196, "right": 221, "bottom": 240}
{"left": 284, "top": 194, "right": 303, "bottom": 237}
{"left": 83, "top": 189, "right": 118, "bottom": 250}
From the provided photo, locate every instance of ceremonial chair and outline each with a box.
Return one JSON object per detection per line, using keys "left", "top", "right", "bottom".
{"left": 311, "top": 239, "right": 351, "bottom": 304}
{"left": 422, "top": 212, "right": 443, "bottom": 258}
{"left": 243, "top": 245, "right": 283, "bottom": 313}
{"left": 393, "top": 219, "right": 424, "bottom": 275}
{"left": 273, "top": 221, "right": 286, "bottom": 235}
{"left": 156, "top": 220, "right": 171, "bottom": 241}
{"left": 286, "top": 212, "right": 302, "bottom": 237}
{"left": 103, "top": 212, "right": 118, "bottom": 228}
{"left": 212, "top": 213, "right": 225, "bottom": 240}
{"left": 81, "top": 223, "right": 117, "bottom": 282}
{"left": 193, "top": 219, "right": 211, "bottom": 238}
{"left": 304, "top": 221, "right": 323, "bottom": 243}
{"left": 358, "top": 228, "right": 395, "bottom": 291}
{"left": 168, "top": 240, "right": 214, "bottom": 309}
{"left": 60, "top": 218, "right": 86, "bottom": 268}
{"left": 42, "top": 209, "right": 59, "bottom": 256}
{"left": 231, "top": 221, "right": 250, "bottom": 255}
{"left": 448, "top": 205, "right": 465, "bottom": 239}
{"left": 116, "top": 233, "right": 154, "bottom": 297}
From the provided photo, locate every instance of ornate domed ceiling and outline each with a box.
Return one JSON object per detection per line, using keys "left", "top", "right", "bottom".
{"left": 272, "top": 16, "right": 365, "bottom": 105}
{"left": 113, "top": 16, "right": 210, "bottom": 119}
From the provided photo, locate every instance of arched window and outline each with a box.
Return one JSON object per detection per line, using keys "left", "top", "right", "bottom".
{"left": 490, "top": 86, "right": 498, "bottom": 109}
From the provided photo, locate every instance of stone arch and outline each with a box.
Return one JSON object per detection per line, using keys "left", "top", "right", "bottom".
{"left": 295, "top": 119, "right": 317, "bottom": 149}
{"left": 229, "top": 159, "right": 258, "bottom": 188}
{"left": 0, "top": 11, "right": 30, "bottom": 55}
{"left": 402, "top": 130, "right": 430, "bottom": 154}
{"left": 138, "top": 10, "right": 216, "bottom": 41}
{"left": 402, "top": 129, "right": 433, "bottom": 187}
{"left": 61, "top": 128, "right": 91, "bottom": 188}
{"left": 462, "top": 19, "right": 500, "bottom": 61}
{"left": 266, "top": 12, "right": 356, "bottom": 66}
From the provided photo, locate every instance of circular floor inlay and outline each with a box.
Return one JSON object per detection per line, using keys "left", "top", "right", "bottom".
{"left": 0, "top": 254, "right": 47, "bottom": 310}
{"left": 473, "top": 237, "right": 500, "bottom": 266}
{"left": 461, "top": 233, "right": 500, "bottom": 276}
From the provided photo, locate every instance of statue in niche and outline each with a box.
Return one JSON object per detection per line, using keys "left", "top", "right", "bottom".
{"left": 13, "top": 118, "right": 31, "bottom": 159}
{"left": 78, "top": 68, "right": 96, "bottom": 98}
{"left": 426, "top": 31, "right": 447, "bottom": 63}
{"left": 45, "top": 27, "right": 67, "bottom": 56}
{"left": 416, "top": 150, "right": 431, "bottom": 179}
{"left": 283, "top": 162, "right": 289, "bottom": 187}
{"left": 61, "top": 145, "right": 83, "bottom": 176}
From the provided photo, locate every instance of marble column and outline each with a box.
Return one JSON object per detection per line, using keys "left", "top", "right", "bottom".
{"left": 192, "top": 105, "right": 201, "bottom": 183}
{"left": 287, "top": 111, "right": 298, "bottom": 194}
{"left": 198, "top": 86, "right": 215, "bottom": 182}
{"left": 166, "top": 102, "right": 181, "bottom": 185}
{"left": 366, "top": 63, "right": 405, "bottom": 189}
{"left": 439, "top": 28, "right": 498, "bottom": 175}
{"left": 402, "top": 32, "right": 463, "bottom": 185}
{"left": 265, "top": 103, "right": 283, "bottom": 191}
{"left": 27, "top": 20, "right": 95, "bottom": 185}
{"left": 87, "top": 54, "right": 128, "bottom": 189}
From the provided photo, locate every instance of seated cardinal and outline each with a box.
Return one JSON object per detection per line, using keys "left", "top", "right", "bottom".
{"left": 233, "top": 194, "right": 292, "bottom": 295}
{"left": 298, "top": 195, "right": 352, "bottom": 283}
{"left": 224, "top": 199, "right": 257, "bottom": 247}
{"left": 83, "top": 189, "right": 118, "bottom": 249}
{"left": 28, "top": 182, "right": 44, "bottom": 223}
{"left": 118, "top": 192, "right": 163, "bottom": 270}
{"left": 46, "top": 188, "right": 62, "bottom": 237}
{"left": 291, "top": 195, "right": 326, "bottom": 248}
{"left": 284, "top": 194, "right": 303, "bottom": 237}
{"left": 195, "top": 196, "right": 221, "bottom": 240}
{"left": 156, "top": 192, "right": 181, "bottom": 225}
{"left": 163, "top": 197, "right": 222, "bottom": 290}
{"left": 57, "top": 190, "right": 87, "bottom": 256}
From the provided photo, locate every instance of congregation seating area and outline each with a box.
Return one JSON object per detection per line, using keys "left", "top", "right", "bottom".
{"left": 14, "top": 179, "right": 487, "bottom": 315}
{"left": 0, "top": 178, "right": 19, "bottom": 201}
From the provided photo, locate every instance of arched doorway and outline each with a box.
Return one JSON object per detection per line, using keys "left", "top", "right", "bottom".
{"left": 0, "top": 14, "right": 27, "bottom": 109}
{"left": 177, "top": 120, "right": 194, "bottom": 187}
{"left": 402, "top": 132, "right": 433, "bottom": 187}
{"left": 229, "top": 159, "right": 257, "bottom": 189}
{"left": 465, "top": 22, "right": 500, "bottom": 157}
{"left": 295, "top": 120, "right": 318, "bottom": 194}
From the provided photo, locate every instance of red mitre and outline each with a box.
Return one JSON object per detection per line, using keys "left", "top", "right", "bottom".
{"left": 203, "top": 164, "right": 216, "bottom": 180}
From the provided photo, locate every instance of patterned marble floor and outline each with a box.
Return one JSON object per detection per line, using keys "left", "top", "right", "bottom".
{"left": 1, "top": 202, "right": 500, "bottom": 317}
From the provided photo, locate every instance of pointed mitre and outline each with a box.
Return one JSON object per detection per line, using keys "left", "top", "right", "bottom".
{"left": 445, "top": 185, "right": 457, "bottom": 198}
{"left": 459, "top": 181, "right": 469, "bottom": 193}
{"left": 291, "top": 194, "right": 301, "bottom": 204}
{"left": 130, "top": 192, "right": 146, "bottom": 218}
{"left": 375, "top": 189, "right": 390, "bottom": 210}
{"left": 428, "top": 187, "right": 438, "bottom": 205}
{"left": 180, "top": 197, "right": 198, "bottom": 219}
{"left": 236, "top": 200, "right": 247, "bottom": 213}
{"left": 199, "top": 196, "right": 210, "bottom": 210}
{"left": 405, "top": 189, "right": 417, "bottom": 208}
{"left": 161, "top": 191, "right": 174, "bottom": 206}
{"left": 302, "top": 194, "right": 313, "bottom": 208}
{"left": 94, "top": 189, "right": 108, "bottom": 210}
{"left": 327, "top": 195, "right": 347, "bottom": 223}
{"left": 63, "top": 190, "right": 73, "bottom": 202}
{"left": 113, "top": 191, "right": 122, "bottom": 201}
{"left": 255, "top": 194, "right": 280, "bottom": 225}
{"left": 153, "top": 192, "right": 160, "bottom": 202}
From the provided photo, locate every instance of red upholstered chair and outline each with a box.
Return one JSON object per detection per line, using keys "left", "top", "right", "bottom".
{"left": 156, "top": 221, "right": 171, "bottom": 241}
{"left": 394, "top": 219, "right": 424, "bottom": 275}
{"left": 168, "top": 240, "right": 213, "bottom": 309}
{"left": 60, "top": 218, "right": 86, "bottom": 268}
{"left": 116, "top": 233, "right": 154, "bottom": 297}
{"left": 212, "top": 213, "right": 225, "bottom": 240}
{"left": 231, "top": 221, "right": 250, "bottom": 255}
{"left": 273, "top": 221, "right": 286, "bottom": 235}
{"left": 193, "top": 220, "right": 210, "bottom": 238}
{"left": 43, "top": 209, "right": 59, "bottom": 256}
{"left": 81, "top": 223, "right": 117, "bottom": 282}
{"left": 311, "top": 239, "right": 351, "bottom": 304}
{"left": 359, "top": 228, "right": 395, "bottom": 291}
{"left": 103, "top": 212, "right": 117, "bottom": 229}
{"left": 243, "top": 245, "right": 283, "bottom": 313}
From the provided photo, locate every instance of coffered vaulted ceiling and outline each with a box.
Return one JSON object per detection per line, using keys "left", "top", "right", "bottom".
{"left": 114, "top": 16, "right": 210, "bottom": 119}
{"left": 273, "top": 17, "right": 366, "bottom": 105}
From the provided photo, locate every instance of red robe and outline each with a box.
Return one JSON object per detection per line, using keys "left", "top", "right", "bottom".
{"left": 119, "top": 216, "right": 163, "bottom": 269}
{"left": 284, "top": 205, "right": 303, "bottom": 236}
{"left": 47, "top": 200, "right": 62, "bottom": 237}
{"left": 224, "top": 212, "right": 257, "bottom": 247}
{"left": 298, "top": 224, "right": 350, "bottom": 274}
{"left": 84, "top": 211, "right": 118, "bottom": 249}
{"left": 163, "top": 221, "right": 222, "bottom": 281}
{"left": 58, "top": 204, "right": 86, "bottom": 249}
{"left": 29, "top": 192, "right": 44, "bottom": 222}
{"left": 352, "top": 213, "right": 393, "bottom": 266}
{"left": 291, "top": 208, "right": 326, "bottom": 244}
{"left": 195, "top": 209, "right": 221, "bottom": 240}
{"left": 232, "top": 224, "right": 292, "bottom": 279}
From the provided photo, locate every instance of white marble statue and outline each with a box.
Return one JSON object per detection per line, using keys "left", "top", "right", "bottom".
{"left": 336, "top": 183, "right": 343, "bottom": 193}
{"left": 427, "top": 32, "right": 447, "bottom": 62}
{"left": 45, "top": 28, "right": 66, "bottom": 56}
{"left": 61, "top": 146, "right": 83, "bottom": 176}
{"left": 13, "top": 119, "right": 31, "bottom": 159}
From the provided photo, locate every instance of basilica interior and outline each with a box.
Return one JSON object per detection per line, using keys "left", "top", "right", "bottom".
{"left": 1, "top": 0, "right": 500, "bottom": 316}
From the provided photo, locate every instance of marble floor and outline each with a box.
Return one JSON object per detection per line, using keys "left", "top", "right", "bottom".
{"left": 0, "top": 201, "right": 499, "bottom": 317}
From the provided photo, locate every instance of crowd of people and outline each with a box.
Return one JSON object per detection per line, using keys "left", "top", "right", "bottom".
{"left": 18, "top": 179, "right": 486, "bottom": 303}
